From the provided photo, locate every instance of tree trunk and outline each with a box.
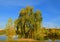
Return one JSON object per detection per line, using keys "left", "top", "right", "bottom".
{"left": 52, "top": 38, "right": 55, "bottom": 42}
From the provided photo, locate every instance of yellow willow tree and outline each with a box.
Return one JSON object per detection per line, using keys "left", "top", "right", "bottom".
{"left": 14, "top": 6, "right": 42, "bottom": 39}
{"left": 5, "top": 18, "right": 16, "bottom": 40}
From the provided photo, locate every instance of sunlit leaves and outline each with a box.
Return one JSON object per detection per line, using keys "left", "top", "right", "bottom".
{"left": 15, "top": 6, "right": 42, "bottom": 39}
{"left": 5, "top": 18, "right": 16, "bottom": 39}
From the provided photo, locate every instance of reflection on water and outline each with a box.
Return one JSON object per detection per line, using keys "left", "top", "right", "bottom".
{"left": 0, "top": 35, "right": 7, "bottom": 40}
{"left": 0, "top": 35, "right": 60, "bottom": 42}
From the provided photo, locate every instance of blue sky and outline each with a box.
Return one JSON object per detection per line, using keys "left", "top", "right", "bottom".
{"left": 0, "top": 0, "right": 60, "bottom": 29}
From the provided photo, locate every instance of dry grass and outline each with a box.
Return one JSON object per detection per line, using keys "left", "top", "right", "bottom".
{"left": 0, "top": 38, "right": 38, "bottom": 42}
{"left": 16, "top": 38, "right": 37, "bottom": 42}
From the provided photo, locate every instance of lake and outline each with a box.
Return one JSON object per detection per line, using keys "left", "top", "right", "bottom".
{"left": 0, "top": 35, "right": 60, "bottom": 42}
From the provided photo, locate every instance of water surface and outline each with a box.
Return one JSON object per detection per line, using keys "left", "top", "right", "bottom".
{"left": 0, "top": 35, "right": 60, "bottom": 42}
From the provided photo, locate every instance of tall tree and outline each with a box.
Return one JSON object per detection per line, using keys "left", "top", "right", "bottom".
{"left": 15, "top": 6, "right": 42, "bottom": 39}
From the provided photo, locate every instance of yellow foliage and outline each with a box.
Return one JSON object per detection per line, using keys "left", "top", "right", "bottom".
{"left": 5, "top": 18, "right": 16, "bottom": 39}
{"left": 20, "top": 8, "right": 26, "bottom": 15}
{"left": 36, "top": 10, "right": 41, "bottom": 15}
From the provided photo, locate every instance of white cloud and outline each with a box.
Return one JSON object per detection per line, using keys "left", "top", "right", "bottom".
{"left": 43, "top": 22, "right": 60, "bottom": 28}
{"left": 42, "top": 16, "right": 60, "bottom": 28}
{"left": 51, "top": 17, "right": 60, "bottom": 22}
{"left": 0, "top": 0, "right": 44, "bottom": 7}
{"left": 0, "top": 23, "right": 6, "bottom": 29}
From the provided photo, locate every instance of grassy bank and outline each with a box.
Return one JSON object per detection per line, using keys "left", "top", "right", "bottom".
{"left": 0, "top": 39, "right": 48, "bottom": 42}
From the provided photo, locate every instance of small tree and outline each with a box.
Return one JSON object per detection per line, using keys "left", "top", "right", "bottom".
{"left": 5, "top": 18, "right": 15, "bottom": 40}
